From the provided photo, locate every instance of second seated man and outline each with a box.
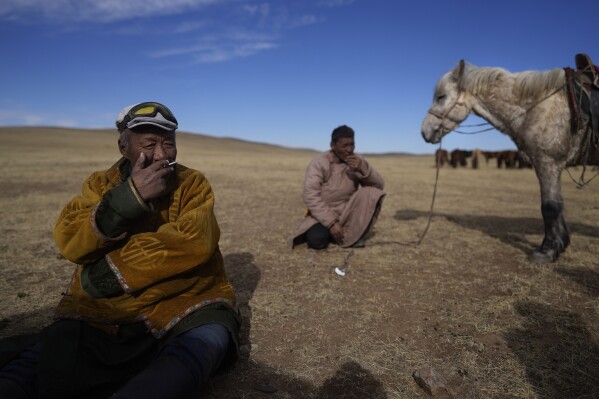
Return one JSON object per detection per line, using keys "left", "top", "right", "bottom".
{"left": 291, "top": 125, "right": 385, "bottom": 250}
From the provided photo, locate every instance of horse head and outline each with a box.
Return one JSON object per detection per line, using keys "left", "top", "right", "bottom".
{"left": 421, "top": 60, "right": 472, "bottom": 143}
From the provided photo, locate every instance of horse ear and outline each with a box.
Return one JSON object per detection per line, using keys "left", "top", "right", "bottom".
{"left": 452, "top": 59, "right": 465, "bottom": 83}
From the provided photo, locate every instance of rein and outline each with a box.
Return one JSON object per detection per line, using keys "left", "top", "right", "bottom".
{"left": 428, "top": 92, "right": 498, "bottom": 135}
{"left": 429, "top": 84, "right": 568, "bottom": 136}
{"left": 427, "top": 92, "right": 465, "bottom": 125}
{"left": 565, "top": 165, "right": 599, "bottom": 189}
{"left": 368, "top": 141, "right": 443, "bottom": 247}
{"left": 415, "top": 141, "right": 442, "bottom": 245}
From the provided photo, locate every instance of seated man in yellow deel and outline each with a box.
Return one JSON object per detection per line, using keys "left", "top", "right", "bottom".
{"left": 0, "top": 102, "right": 240, "bottom": 399}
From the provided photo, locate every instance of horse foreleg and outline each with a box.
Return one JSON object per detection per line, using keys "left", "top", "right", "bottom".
{"left": 530, "top": 161, "right": 570, "bottom": 263}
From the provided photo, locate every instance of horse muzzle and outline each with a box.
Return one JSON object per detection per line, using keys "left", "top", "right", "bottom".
{"left": 421, "top": 116, "right": 446, "bottom": 143}
{"left": 421, "top": 129, "right": 442, "bottom": 144}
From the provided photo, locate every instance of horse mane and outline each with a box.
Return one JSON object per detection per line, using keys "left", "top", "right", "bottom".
{"left": 458, "top": 66, "right": 508, "bottom": 96}
{"left": 458, "top": 64, "right": 564, "bottom": 104}
{"left": 513, "top": 69, "right": 564, "bottom": 102}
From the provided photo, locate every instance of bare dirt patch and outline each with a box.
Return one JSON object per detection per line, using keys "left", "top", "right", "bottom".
{"left": 1, "top": 127, "right": 598, "bottom": 398}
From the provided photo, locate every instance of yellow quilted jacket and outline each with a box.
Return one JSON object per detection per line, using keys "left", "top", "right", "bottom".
{"left": 54, "top": 159, "right": 236, "bottom": 338}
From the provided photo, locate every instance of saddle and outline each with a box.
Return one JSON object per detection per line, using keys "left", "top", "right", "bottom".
{"left": 565, "top": 53, "right": 599, "bottom": 143}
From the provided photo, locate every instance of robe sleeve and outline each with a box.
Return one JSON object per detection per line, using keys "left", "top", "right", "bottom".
{"left": 303, "top": 157, "right": 338, "bottom": 228}
{"left": 105, "top": 173, "right": 220, "bottom": 294}
{"left": 354, "top": 157, "right": 385, "bottom": 190}
{"left": 54, "top": 173, "right": 123, "bottom": 265}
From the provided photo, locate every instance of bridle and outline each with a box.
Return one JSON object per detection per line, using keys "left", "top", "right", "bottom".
{"left": 427, "top": 91, "right": 468, "bottom": 131}
{"left": 428, "top": 93, "right": 497, "bottom": 135}
{"left": 428, "top": 80, "right": 569, "bottom": 136}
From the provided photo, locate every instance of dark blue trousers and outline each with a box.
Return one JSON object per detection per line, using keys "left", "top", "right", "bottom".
{"left": 0, "top": 323, "right": 229, "bottom": 399}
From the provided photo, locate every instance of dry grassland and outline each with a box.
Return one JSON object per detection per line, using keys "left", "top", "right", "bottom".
{"left": 1, "top": 127, "right": 598, "bottom": 398}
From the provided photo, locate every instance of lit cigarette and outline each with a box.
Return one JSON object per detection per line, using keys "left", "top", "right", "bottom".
{"left": 167, "top": 161, "right": 177, "bottom": 167}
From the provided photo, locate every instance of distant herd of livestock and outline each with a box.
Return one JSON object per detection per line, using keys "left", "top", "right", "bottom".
{"left": 435, "top": 149, "right": 532, "bottom": 169}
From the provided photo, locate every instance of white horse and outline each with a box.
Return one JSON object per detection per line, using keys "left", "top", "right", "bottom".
{"left": 421, "top": 60, "right": 595, "bottom": 263}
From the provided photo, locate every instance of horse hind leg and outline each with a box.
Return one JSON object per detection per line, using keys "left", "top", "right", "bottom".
{"left": 530, "top": 163, "right": 570, "bottom": 263}
{"left": 531, "top": 201, "right": 571, "bottom": 263}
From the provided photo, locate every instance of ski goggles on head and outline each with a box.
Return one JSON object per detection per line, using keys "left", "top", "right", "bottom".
{"left": 116, "top": 102, "right": 178, "bottom": 133}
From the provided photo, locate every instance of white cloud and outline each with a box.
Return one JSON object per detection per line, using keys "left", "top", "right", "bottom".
{"left": 288, "top": 14, "right": 321, "bottom": 28}
{"left": 148, "top": 26, "right": 278, "bottom": 64}
{"left": 0, "top": 0, "right": 226, "bottom": 23}
{"left": 0, "top": 110, "right": 45, "bottom": 125}
{"left": 0, "top": 1, "right": 340, "bottom": 65}
{"left": 192, "top": 41, "right": 277, "bottom": 63}
{"left": 174, "top": 20, "right": 207, "bottom": 34}
{"left": 318, "top": 0, "right": 355, "bottom": 7}
{"left": 149, "top": 36, "right": 277, "bottom": 64}
{"left": 149, "top": 42, "right": 217, "bottom": 58}
{"left": 242, "top": 3, "right": 269, "bottom": 18}
{"left": 0, "top": 108, "right": 111, "bottom": 128}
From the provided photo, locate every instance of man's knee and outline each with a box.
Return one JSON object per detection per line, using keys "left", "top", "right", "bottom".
{"left": 305, "top": 223, "right": 330, "bottom": 249}
{"left": 179, "top": 323, "right": 230, "bottom": 359}
{"left": 164, "top": 324, "right": 230, "bottom": 383}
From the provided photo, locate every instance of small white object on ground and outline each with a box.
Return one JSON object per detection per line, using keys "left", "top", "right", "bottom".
{"left": 334, "top": 267, "right": 347, "bottom": 276}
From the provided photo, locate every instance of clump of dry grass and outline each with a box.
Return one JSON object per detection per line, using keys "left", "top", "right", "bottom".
{"left": 1, "top": 127, "right": 598, "bottom": 398}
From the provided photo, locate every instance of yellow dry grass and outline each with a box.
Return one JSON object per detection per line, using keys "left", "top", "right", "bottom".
{"left": 1, "top": 127, "right": 598, "bottom": 398}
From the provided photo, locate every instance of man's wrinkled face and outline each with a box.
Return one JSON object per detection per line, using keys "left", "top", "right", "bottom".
{"left": 330, "top": 136, "right": 355, "bottom": 162}
{"left": 119, "top": 126, "right": 177, "bottom": 166}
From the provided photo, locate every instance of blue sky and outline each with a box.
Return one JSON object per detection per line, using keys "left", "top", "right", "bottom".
{"left": 1, "top": 0, "right": 597, "bottom": 154}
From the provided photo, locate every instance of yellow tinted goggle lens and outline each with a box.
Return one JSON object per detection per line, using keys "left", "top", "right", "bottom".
{"left": 133, "top": 106, "right": 157, "bottom": 116}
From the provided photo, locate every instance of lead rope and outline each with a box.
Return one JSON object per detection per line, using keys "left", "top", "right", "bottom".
{"left": 565, "top": 165, "right": 599, "bottom": 189}
{"left": 416, "top": 141, "right": 443, "bottom": 245}
{"left": 365, "top": 141, "right": 443, "bottom": 247}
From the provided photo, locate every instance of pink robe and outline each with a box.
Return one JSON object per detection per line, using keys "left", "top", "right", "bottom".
{"left": 291, "top": 151, "right": 385, "bottom": 248}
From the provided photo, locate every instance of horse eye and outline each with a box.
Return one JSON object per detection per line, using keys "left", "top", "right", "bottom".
{"left": 436, "top": 94, "right": 446, "bottom": 102}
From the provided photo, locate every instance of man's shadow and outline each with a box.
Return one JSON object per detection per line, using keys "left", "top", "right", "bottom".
{"left": 210, "top": 359, "right": 388, "bottom": 398}
{"left": 504, "top": 301, "right": 599, "bottom": 399}
{"left": 395, "top": 209, "right": 599, "bottom": 255}
{"left": 223, "top": 252, "right": 261, "bottom": 359}
{"left": 315, "top": 360, "right": 388, "bottom": 398}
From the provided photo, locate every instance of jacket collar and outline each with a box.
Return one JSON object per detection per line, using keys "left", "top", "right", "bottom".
{"left": 327, "top": 150, "right": 344, "bottom": 164}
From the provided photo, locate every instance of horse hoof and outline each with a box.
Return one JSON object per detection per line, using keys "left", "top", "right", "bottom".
{"left": 529, "top": 250, "right": 556, "bottom": 264}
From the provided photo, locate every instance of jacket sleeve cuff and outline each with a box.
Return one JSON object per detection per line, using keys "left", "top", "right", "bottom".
{"left": 80, "top": 258, "right": 124, "bottom": 298}
{"left": 94, "top": 177, "right": 152, "bottom": 238}
{"left": 126, "top": 177, "right": 154, "bottom": 213}
{"left": 354, "top": 162, "right": 371, "bottom": 180}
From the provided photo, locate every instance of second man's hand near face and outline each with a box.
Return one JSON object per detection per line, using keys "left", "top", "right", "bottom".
{"left": 345, "top": 155, "right": 362, "bottom": 171}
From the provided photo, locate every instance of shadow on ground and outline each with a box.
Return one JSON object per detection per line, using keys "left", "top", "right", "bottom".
{"left": 555, "top": 267, "right": 599, "bottom": 297}
{"left": 504, "top": 301, "right": 599, "bottom": 399}
{"left": 0, "top": 307, "right": 56, "bottom": 338}
{"left": 209, "top": 359, "right": 388, "bottom": 399}
{"left": 395, "top": 209, "right": 599, "bottom": 254}
{"left": 223, "top": 252, "right": 261, "bottom": 360}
